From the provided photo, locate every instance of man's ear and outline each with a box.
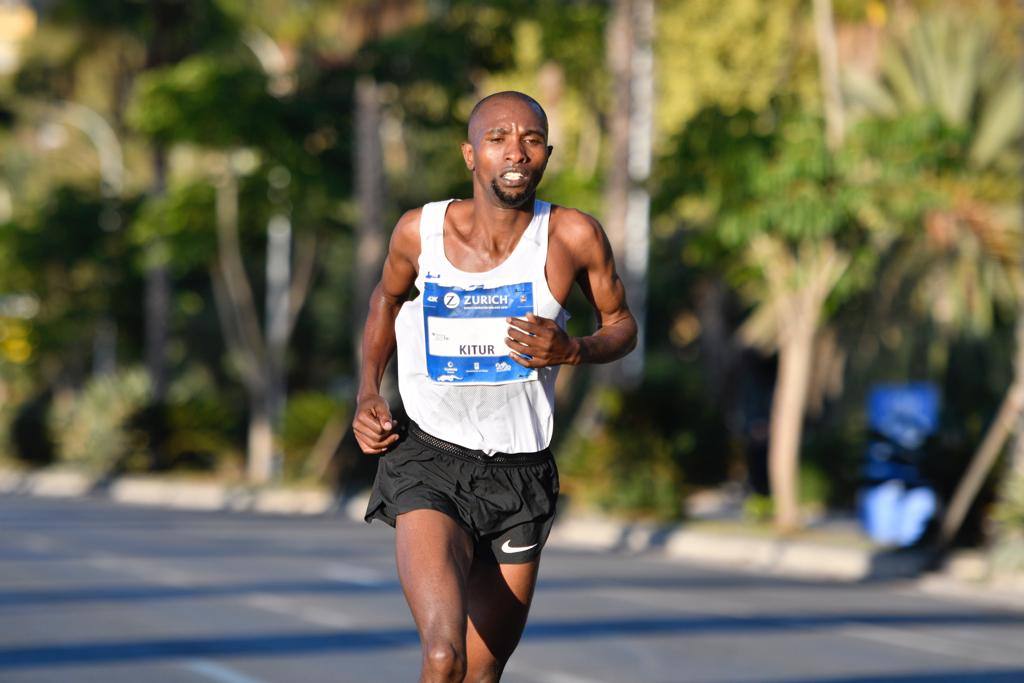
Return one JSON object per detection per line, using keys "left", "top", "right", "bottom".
{"left": 460, "top": 141, "right": 475, "bottom": 171}
{"left": 547, "top": 145, "right": 554, "bottom": 157}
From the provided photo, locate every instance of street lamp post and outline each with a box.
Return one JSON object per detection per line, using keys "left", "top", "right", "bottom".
{"left": 39, "top": 101, "right": 124, "bottom": 376}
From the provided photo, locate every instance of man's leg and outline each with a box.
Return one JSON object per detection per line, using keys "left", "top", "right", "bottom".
{"left": 464, "top": 557, "right": 541, "bottom": 683}
{"left": 396, "top": 509, "right": 475, "bottom": 683}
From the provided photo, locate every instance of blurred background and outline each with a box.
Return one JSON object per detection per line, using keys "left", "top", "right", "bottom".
{"left": 1, "top": 0, "right": 1023, "bottom": 561}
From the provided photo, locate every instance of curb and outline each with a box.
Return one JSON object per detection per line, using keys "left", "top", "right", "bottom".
{"left": 0, "top": 468, "right": 337, "bottom": 516}
{"left": 0, "top": 467, "right": 990, "bottom": 587}
{"left": 544, "top": 514, "right": 934, "bottom": 582}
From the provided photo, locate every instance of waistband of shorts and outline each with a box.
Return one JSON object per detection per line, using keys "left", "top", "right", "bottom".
{"left": 407, "top": 422, "right": 551, "bottom": 465}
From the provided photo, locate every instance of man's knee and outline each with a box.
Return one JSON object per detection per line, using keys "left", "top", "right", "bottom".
{"left": 422, "top": 640, "right": 467, "bottom": 681}
{"left": 464, "top": 661, "right": 504, "bottom": 683}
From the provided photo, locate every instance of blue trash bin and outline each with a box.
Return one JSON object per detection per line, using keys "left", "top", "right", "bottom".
{"left": 858, "top": 383, "right": 940, "bottom": 546}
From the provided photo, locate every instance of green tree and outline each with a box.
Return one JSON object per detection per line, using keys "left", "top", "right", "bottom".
{"left": 842, "top": 6, "right": 1024, "bottom": 544}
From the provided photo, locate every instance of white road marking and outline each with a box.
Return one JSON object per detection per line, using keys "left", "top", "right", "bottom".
{"left": 590, "top": 587, "right": 754, "bottom": 615}
{"left": 321, "top": 561, "right": 388, "bottom": 586}
{"left": 22, "top": 533, "right": 56, "bottom": 552}
{"left": 183, "top": 659, "right": 268, "bottom": 683}
{"left": 595, "top": 586, "right": 1024, "bottom": 667}
{"left": 838, "top": 623, "right": 1024, "bottom": 667}
{"left": 505, "top": 663, "right": 609, "bottom": 683}
{"left": 82, "top": 551, "right": 384, "bottom": 633}
{"left": 241, "top": 592, "right": 356, "bottom": 629}
{"left": 83, "top": 553, "right": 195, "bottom": 586}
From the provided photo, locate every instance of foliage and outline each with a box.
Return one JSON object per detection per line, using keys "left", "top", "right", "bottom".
{"left": 991, "top": 471, "right": 1024, "bottom": 572}
{"left": 48, "top": 368, "right": 151, "bottom": 473}
{"left": 159, "top": 368, "right": 244, "bottom": 474}
{"left": 3, "top": 0, "right": 1023, "bottom": 543}
{"left": 559, "top": 367, "right": 732, "bottom": 521}
{"left": 281, "top": 391, "right": 349, "bottom": 481}
{"left": 127, "top": 53, "right": 280, "bottom": 148}
{"left": 993, "top": 471, "right": 1024, "bottom": 538}
{"left": 656, "top": 0, "right": 803, "bottom": 136}
{"left": 560, "top": 420, "right": 685, "bottom": 522}
{"left": 0, "top": 186, "right": 144, "bottom": 377}
{"left": 130, "top": 181, "right": 217, "bottom": 273}
{"left": 842, "top": 4, "right": 1024, "bottom": 171}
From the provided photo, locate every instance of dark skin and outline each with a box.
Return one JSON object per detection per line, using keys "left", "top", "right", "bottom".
{"left": 353, "top": 93, "right": 636, "bottom": 683}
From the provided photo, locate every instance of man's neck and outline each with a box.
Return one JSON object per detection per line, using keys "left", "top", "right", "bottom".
{"left": 469, "top": 190, "right": 536, "bottom": 237}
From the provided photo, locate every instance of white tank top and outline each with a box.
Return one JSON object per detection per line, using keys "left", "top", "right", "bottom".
{"left": 394, "top": 198, "right": 569, "bottom": 454}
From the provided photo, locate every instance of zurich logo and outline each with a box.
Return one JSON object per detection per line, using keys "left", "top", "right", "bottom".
{"left": 443, "top": 292, "right": 461, "bottom": 309}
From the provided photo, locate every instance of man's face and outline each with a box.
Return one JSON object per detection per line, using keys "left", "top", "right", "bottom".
{"left": 462, "top": 99, "right": 552, "bottom": 209}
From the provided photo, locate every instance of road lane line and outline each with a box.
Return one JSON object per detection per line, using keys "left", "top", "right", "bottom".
{"left": 837, "top": 623, "right": 1024, "bottom": 667}
{"left": 321, "top": 561, "right": 388, "bottom": 586}
{"left": 242, "top": 592, "right": 357, "bottom": 629}
{"left": 183, "top": 659, "right": 268, "bottom": 683}
{"left": 504, "top": 664, "right": 609, "bottom": 683}
{"left": 84, "top": 553, "right": 196, "bottom": 586}
{"left": 595, "top": 586, "right": 1024, "bottom": 667}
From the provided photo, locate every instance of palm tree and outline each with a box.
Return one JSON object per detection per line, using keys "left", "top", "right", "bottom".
{"left": 739, "top": 236, "right": 850, "bottom": 531}
{"left": 843, "top": 5, "right": 1024, "bottom": 544}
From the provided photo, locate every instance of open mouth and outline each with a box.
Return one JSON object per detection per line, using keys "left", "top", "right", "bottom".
{"left": 499, "top": 169, "right": 529, "bottom": 186}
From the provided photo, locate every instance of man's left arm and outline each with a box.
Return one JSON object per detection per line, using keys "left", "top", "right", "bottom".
{"left": 505, "top": 213, "right": 637, "bottom": 367}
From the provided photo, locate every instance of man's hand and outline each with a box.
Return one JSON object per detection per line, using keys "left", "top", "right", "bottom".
{"left": 505, "top": 313, "right": 582, "bottom": 368}
{"left": 353, "top": 395, "right": 399, "bottom": 454}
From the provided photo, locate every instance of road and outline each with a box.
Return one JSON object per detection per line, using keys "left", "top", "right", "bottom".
{"left": 1, "top": 495, "right": 1023, "bottom": 683}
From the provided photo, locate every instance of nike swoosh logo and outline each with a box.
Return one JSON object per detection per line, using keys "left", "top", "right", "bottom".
{"left": 501, "top": 540, "right": 538, "bottom": 554}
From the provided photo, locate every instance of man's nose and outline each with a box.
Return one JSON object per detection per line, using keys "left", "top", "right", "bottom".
{"left": 504, "top": 139, "right": 528, "bottom": 163}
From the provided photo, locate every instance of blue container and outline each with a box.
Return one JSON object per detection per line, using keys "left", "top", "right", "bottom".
{"left": 859, "top": 383, "right": 940, "bottom": 546}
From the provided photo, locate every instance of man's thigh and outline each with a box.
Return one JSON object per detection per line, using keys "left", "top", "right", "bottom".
{"left": 465, "top": 556, "right": 541, "bottom": 672}
{"left": 395, "top": 509, "right": 475, "bottom": 638}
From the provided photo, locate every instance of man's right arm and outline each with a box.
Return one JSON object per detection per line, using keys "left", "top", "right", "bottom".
{"left": 352, "top": 209, "right": 421, "bottom": 454}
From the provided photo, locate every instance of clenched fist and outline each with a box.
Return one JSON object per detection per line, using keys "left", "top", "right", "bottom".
{"left": 505, "top": 313, "right": 582, "bottom": 368}
{"left": 353, "top": 394, "right": 399, "bottom": 454}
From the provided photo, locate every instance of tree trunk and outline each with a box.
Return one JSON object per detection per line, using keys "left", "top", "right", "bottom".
{"left": 265, "top": 213, "right": 291, "bottom": 459}
{"left": 537, "top": 62, "right": 565, "bottom": 172}
{"left": 603, "top": 0, "right": 651, "bottom": 389}
{"left": 1006, "top": 4, "right": 1024, "bottom": 482}
{"left": 604, "top": 0, "right": 631, "bottom": 297}
{"left": 214, "top": 159, "right": 271, "bottom": 483}
{"left": 247, "top": 393, "right": 276, "bottom": 483}
{"left": 622, "top": 0, "right": 653, "bottom": 387}
{"left": 353, "top": 76, "right": 387, "bottom": 365}
{"left": 145, "top": 146, "right": 170, "bottom": 401}
{"left": 813, "top": 0, "right": 845, "bottom": 152}
{"left": 768, "top": 306, "right": 817, "bottom": 533}
{"left": 353, "top": 75, "right": 395, "bottom": 403}
{"left": 210, "top": 156, "right": 317, "bottom": 484}
{"left": 941, "top": 313, "right": 1024, "bottom": 545}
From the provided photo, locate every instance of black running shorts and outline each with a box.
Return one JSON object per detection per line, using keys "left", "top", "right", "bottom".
{"left": 364, "top": 422, "right": 559, "bottom": 564}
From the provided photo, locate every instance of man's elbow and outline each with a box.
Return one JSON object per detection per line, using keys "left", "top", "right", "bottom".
{"left": 624, "top": 315, "right": 639, "bottom": 355}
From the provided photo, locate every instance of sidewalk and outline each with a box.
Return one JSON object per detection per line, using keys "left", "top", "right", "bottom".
{"left": 1, "top": 466, "right": 1016, "bottom": 594}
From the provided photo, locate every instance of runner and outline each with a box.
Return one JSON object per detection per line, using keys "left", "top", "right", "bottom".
{"left": 353, "top": 90, "right": 637, "bottom": 683}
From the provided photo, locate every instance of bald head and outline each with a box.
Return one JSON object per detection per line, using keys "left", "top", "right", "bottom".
{"left": 467, "top": 91, "right": 548, "bottom": 145}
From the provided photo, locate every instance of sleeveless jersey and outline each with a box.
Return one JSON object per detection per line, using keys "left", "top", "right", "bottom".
{"left": 394, "top": 199, "right": 569, "bottom": 454}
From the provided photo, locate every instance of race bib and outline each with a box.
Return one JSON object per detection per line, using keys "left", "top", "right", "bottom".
{"left": 422, "top": 281, "right": 536, "bottom": 384}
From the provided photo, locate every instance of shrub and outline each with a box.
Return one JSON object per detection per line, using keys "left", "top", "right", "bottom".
{"left": 48, "top": 368, "right": 151, "bottom": 474}
{"left": 281, "top": 391, "right": 349, "bottom": 482}
{"left": 560, "top": 421, "right": 685, "bottom": 522}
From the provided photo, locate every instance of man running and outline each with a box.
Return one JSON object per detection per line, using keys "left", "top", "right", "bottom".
{"left": 354, "top": 90, "right": 637, "bottom": 683}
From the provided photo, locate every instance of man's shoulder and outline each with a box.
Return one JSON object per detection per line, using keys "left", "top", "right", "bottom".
{"left": 389, "top": 207, "right": 423, "bottom": 260}
{"left": 548, "top": 204, "right": 604, "bottom": 244}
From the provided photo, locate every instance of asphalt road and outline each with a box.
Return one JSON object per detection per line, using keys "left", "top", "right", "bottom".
{"left": 2, "top": 495, "right": 1024, "bottom": 683}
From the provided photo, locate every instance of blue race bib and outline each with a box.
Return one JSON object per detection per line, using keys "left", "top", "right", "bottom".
{"left": 422, "top": 281, "right": 536, "bottom": 384}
